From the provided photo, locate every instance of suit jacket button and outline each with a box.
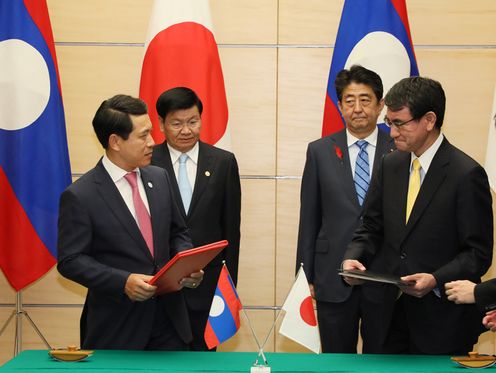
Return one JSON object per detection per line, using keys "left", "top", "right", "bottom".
{"left": 400, "top": 253, "right": 407, "bottom": 260}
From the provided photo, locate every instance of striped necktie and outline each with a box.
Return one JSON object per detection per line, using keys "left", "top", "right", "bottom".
{"left": 406, "top": 158, "right": 421, "bottom": 223}
{"left": 354, "top": 140, "right": 370, "bottom": 206}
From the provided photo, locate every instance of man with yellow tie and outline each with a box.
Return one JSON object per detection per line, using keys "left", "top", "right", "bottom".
{"left": 342, "top": 76, "right": 493, "bottom": 355}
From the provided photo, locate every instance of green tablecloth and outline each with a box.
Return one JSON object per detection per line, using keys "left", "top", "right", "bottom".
{"left": 0, "top": 350, "right": 483, "bottom": 372}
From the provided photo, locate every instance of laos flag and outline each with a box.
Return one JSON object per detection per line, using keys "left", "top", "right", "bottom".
{"left": 0, "top": 1, "right": 71, "bottom": 291}
{"left": 204, "top": 264, "right": 242, "bottom": 349}
{"left": 139, "top": 0, "right": 230, "bottom": 150}
{"left": 322, "top": 0, "right": 419, "bottom": 136}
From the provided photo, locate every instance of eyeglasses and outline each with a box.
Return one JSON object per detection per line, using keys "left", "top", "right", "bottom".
{"left": 167, "top": 118, "right": 201, "bottom": 131}
{"left": 383, "top": 116, "right": 417, "bottom": 129}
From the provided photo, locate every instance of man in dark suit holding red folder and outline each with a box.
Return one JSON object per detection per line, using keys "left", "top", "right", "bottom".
{"left": 151, "top": 87, "right": 241, "bottom": 351}
{"left": 57, "top": 94, "right": 203, "bottom": 350}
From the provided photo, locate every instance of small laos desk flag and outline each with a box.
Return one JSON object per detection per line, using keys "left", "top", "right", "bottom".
{"left": 0, "top": 0, "right": 71, "bottom": 291}
{"left": 279, "top": 267, "right": 320, "bottom": 354}
{"left": 322, "top": 0, "right": 419, "bottom": 136}
{"left": 204, "top": 264, "right": 242, "bottom": 349}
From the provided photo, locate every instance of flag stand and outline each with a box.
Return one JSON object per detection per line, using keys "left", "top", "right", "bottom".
{"left": 243, "top": 306, "right": 286, "bottom": 373}
{"left": 0, "top": 292, "right": 52, "bottom": 357}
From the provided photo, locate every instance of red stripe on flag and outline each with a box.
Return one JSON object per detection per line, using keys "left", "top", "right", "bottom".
{"left": 23, "top": 0, "right": 63, "bottom": 94}
{"left": 0, "top": 168, "right": 56, "bottom": 291}
{"left": 217, "top": 267, "right": 242, "bottom": 328}
{"left": 204, "top": 319, "right": 220, "bottom": 349}
{"left": 391, "top": 0, "right": 418, "bottom": 64}
{"left": 140, "top": 22, "right": 228, "bottom": 145}
{"left": 322, "top": 94, "right": 345, "bottom": 137}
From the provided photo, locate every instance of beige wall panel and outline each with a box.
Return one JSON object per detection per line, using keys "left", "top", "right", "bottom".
{"left": 56, "top": 45, "right": 144, "bottom": 173}
{"left": 22, "top": 268, "right": 86, "bottom": 305}
{"left": 278, "top": 0, "right": 342, "bottom": 45}
{"left": 409, "top": 0, "right": 496, "bottom": 45}
{"left": 0, "top": 272, "right": 15, "bottom": 304}
{"left": 48, "top": 0, "right": 152, "bottom": 43}
{"left": 0, "top": 307, "right": 81, "bottom": 366}
{"left": 220, "top": 48, "right": 277, "bottom": 176}
{"left": 279, "top": 0, "right": 496, "bottom": 46}
{"left": 415, "top": 49, "right": 496, "bottom": 164}
{"left": 237, "top": 180, "right": 276, "bottom": 306}
{"left": 477, "top": 331, "right": 496, "bottom": 355}
{"left": 212, "top": 0, "right": 278, "bottom": 44}
{"left": 20, "top": 307, "right": 81, "bottom": 350}
{"left": 0, "top": 308, "right": 16, "bottom": 365}
{"left": 218, "top": 309, "right": 275, "bottom": 353}
{"left": 277, "top": 47, "right": 331, "bottom": 176}
{"left": 275, "top": 179, "right": 301, "bottom": 305}
{"left": 49, "top": 0, "right": 278, "bottom": 45}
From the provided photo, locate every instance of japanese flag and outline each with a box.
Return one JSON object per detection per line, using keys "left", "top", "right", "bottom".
{"left": 279, "top": 267, "right": 320, "bottom": 354}
{"left": 139, "top": 0, "right": 230, "bottom": 149}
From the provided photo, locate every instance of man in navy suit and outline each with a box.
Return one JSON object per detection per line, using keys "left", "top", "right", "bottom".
{"left": 296, "top": 65, "right": 395, "bottom": 353}
{"left": 343, "top": 77, "right": 493, "bottom": 354}
{"left": 151, "top": 87, "right": 241, "bottom": 351}
{"left": 57, "top": 94, "right": 203, "bottom": 350}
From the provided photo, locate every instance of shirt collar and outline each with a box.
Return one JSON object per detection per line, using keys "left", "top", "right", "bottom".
{"left": 346, "top": 126, "right": 379, "bottom": 148}
{"left": 410, "top": 132, "right": 444, "bottom": 173}
{"left": 167, "top": 141, "right": 199, "bottom": 165}
{"left": 102, "top": 154, "right": 140, "bottom": 183}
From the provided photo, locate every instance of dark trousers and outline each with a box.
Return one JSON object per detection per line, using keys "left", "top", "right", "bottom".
{"left": 383, "top": 295, "right": 474, "bottom": 355}
{"left": 146, "top": 304, "right": 188, "bottom": 351}
{"left": 317, "top": 287, "right": 382, "bottom": 353}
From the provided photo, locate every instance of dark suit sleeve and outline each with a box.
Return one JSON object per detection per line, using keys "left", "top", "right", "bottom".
{"left": 433, "top": 165, "right": 493, "bottom": 285}
{"left": 296, "top": 143, "right": 322, "bottom": 282}
{"left": 344, "top": 155, "right": 385, "bottom": 265}
{"left": 475, "top": 279, "right": 496, "bottom": 312}
{"left": 221, "top": 154, "right": 241, "bottom": 285}
{"left": 57, "top": 189, "right": 130, "bottom": 295}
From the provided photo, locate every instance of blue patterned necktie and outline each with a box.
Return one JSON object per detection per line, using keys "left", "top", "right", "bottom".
{"left": 354, "top": 140, "right": 370, "bottom": 206}
{"left": 178, "top": 153, "right": 192, "bottom": 213}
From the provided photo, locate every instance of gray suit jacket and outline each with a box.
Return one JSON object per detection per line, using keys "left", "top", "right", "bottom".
{"left": 296, "top": 128, "right": 395, "bottom": 303}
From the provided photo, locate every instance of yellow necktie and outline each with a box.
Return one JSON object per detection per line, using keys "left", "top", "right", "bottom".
{"left": 406, "top": 159, "right": 421, "bottom": 223}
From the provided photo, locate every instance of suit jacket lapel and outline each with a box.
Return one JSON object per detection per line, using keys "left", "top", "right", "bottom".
{"left": 390, "top": 152, "right": 410, "bottom": 240}
{"left": 331, "top": 131, "right": 358, "bottom": 207}
{"left": 403, "top": 138, "right": 449, "bottom": 237}
{"left": 189, "top": 141, "right": 213, "bottom": 215}
{"left": 94, "top": 161, "right": 153, "bottom": 259}
{"left": 140, "top": 167, "right": 163, "bottom": 257}
{"left": 374, "top": 130, "right": 395, "bottom": 171}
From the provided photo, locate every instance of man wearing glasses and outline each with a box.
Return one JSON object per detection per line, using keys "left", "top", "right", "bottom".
{"left": 342, "top": 77, "right": 493, "bottom": 355}
{"left": 151, "top": 87, "right": 241, "bottom": 351}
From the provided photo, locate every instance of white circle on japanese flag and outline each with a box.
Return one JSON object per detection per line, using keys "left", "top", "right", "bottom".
{"left": 209, "top": 295, "right": 225, "bottom": 317}
{"left": 344, "top": 31, "right": 411, "bottom": 121}
{"left": 0, "top": 39, "right": 50, "bottom": 131}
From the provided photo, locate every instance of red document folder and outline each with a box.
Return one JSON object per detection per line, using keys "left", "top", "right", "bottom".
{"left": 149, "top": 240, "right": 228, "bottom": 295}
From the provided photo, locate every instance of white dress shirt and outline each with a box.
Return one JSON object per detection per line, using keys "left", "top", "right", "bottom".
{"left": 102, "top": 155, "right": 150, "bottom": 223}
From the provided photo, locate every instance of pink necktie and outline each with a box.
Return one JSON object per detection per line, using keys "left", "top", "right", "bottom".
{"left": 124, "top": 172, "right": 154, "bottom": 256}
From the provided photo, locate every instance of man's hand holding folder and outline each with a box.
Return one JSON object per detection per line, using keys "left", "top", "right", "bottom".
{"left": 341, "top": 259, "right": 367, "bottom": 286}
{"left": 149, "top": 240, "right": 228, "bottom": 295}
{"left": 340, "top": 259, "right": 417, "bottom": 289}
